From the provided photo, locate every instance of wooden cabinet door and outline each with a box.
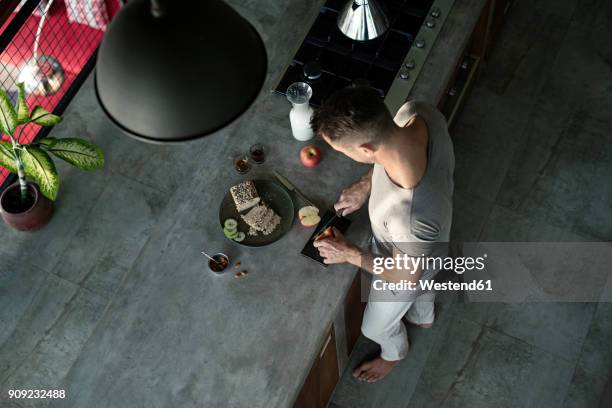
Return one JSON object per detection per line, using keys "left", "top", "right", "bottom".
{"left": 294, "top": 361, "right": 319, "bottom": 408}
{"left": 318, "top": 328, "right": 339, "bottom": 405}
{"left": 294, "top": 326, "right": 339, "bottom": 408}
{"left": 345, "top": 272, "right": 366, "bottom": 354}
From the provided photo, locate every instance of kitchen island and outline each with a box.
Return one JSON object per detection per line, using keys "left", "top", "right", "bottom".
{"left": 0, "top": 0, "right": 487, "bottom": 406}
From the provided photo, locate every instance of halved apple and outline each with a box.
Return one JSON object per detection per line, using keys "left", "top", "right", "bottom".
{"left": 314, "top": 226, "right": 335, "bottom": 241}
{"left": 298, "top": 205, "right": 320, "bottom": 227}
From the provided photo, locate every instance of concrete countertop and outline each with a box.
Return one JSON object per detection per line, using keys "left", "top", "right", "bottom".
{"left": 0, "top": 1, "right": 485, "bottom": 407}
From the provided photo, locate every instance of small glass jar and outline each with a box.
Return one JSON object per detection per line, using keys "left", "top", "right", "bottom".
{"left": 249, "top": 143, "right": 266, "bottom": 164}
{"left": 233, "top": 154, "right": 251, "bottom": 174}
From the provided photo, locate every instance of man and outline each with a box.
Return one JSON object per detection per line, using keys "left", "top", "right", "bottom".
{"left": 311, "top": 86, "right": 454, "bottom": 382}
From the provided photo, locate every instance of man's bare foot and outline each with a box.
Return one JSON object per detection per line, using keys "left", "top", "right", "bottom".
{"left": 352, "top": 356, "right": 399, "bottom": 383}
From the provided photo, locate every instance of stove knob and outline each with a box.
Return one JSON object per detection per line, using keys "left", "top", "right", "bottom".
{"left": 405, "top": 59, "right": 416, "bottom": 69}
{"left": 431, "top": 7, "right": 441, "bottom": 18}
{"left": 425, "top": 18, "right": 436, "bottom": 28}
{"left": 415, "top": 39, "right": 426, "bottom": 49}
{"left": 399, "top": 69, "right": 410, "bottom": 80}
{"left": 303, "top": 62, "right": 322, "bottom": 81}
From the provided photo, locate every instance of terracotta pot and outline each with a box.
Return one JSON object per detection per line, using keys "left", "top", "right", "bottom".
{"left": 0, "top": 182, "right": 53, "bottom": 231}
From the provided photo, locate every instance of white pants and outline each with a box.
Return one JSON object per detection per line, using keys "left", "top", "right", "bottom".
{"left": 361, "top": 289, "right": 435, "bottom": 361}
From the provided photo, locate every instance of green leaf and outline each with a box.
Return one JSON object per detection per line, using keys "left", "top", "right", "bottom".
{"left": 0, "top": 141, "right": 17, "bottom": 173}
{"left": 16, "top": 83, "right": 29, "bottom": 124}
{"left": 0, "top": 89, "right": 18, "bottom": 135}
{"left": 37, "top": 137, "right": 55, "bottom": 148}
{"left": 30, "top": 106, "right": 62, "bottom": 127}
{"left": 21, "top": 146, "right": 59, "bottom": 200}
{"left": 39, "top": 137, "right": 104, "bottom": 171}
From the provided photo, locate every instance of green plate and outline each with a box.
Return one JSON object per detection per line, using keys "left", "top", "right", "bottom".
{"left": 219, "top": 179, "right": 295, "bottom": 247}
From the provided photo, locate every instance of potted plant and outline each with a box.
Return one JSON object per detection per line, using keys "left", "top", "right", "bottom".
{"left": 0, "top": 83, "right": 104, "bottom": 231}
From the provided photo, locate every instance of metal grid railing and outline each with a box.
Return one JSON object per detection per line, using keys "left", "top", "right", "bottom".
{"left": 0, "top": 0, "right": 120, "bottom": 187}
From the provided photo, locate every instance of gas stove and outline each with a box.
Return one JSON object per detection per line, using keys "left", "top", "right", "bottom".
{"left": 274, "top": 0, "right": 455, "bottom": 111}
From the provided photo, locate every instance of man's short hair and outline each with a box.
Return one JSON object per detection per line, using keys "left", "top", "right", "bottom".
{"left": 310, "top": 86, "right": 395, "bottom": 145}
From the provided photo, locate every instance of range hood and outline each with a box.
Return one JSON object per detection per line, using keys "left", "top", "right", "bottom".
{"left": 337, "top": 0, "right": 390, "bottom": 41}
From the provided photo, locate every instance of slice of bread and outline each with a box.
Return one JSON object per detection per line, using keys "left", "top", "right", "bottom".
{"left": 241, "top": 203, "right": 281, "bottom": 236}
{"left": 230, "top": 181, "right": 261, "bottom": 212}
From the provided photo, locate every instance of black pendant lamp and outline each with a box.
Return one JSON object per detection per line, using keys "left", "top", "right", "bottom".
{"left": 95, "top": 0, "right": 267, "bottom": 143}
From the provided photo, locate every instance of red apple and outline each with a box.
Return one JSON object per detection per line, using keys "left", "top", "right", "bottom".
{"left": 298, "top": 206, "right": 321, "bottom": 227}
{"left": 300, "top": 145, "right": 321, "bottom": 168}
{"left": 314, "top": 226, "right": 335, "bottom": 241}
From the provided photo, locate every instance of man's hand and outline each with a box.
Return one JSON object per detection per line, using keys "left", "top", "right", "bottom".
{"left": 313, "top": 227, "right": 362, "bottom": 265}
{"left": 334, "top": 169, "right": 372, "bottom": 216}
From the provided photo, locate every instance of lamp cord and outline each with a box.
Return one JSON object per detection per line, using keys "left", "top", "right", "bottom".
{"left": 32, "top": 0, "right": 55, "bottom": 59}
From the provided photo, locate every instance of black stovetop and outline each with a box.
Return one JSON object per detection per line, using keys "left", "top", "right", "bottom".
{"left": 274, "top": 0, "right": 434, "bottom": 106}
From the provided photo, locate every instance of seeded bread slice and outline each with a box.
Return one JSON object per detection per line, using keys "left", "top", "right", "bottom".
{"left": 230, "top": 181, "right": 261, "bottom": 212}
{"left": 241, "top": 203, "right": 281, "bottom": 236}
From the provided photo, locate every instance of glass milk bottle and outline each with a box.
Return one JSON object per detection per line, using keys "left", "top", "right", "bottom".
{"left": 286, "top": 82, "right": 314, "bottom": 141}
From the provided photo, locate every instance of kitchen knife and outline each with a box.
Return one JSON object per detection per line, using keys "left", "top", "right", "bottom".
{"left": 273, "top": 170, "right": 316, "bottom": 208}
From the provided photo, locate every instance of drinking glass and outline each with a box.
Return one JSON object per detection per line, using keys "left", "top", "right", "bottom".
{"left": 233, "top": 154, "right": 251, "bottom": 174}
{"left": 249, "top": 143, "right": 266, "bottom": 164}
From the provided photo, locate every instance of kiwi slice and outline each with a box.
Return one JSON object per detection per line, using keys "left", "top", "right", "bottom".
{"left": 233, "top": 232, "right": 246, "bottom": 242}
{"left": 224, "top": 218, "right": 238, "bottom": 230}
